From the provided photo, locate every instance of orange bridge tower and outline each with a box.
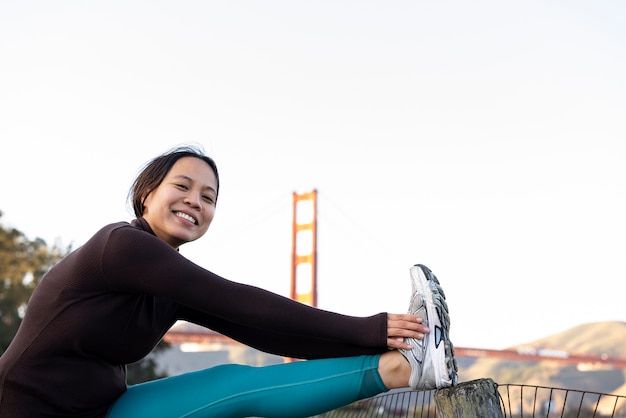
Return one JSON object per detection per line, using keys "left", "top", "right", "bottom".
{"left": 290, "top": 189, "right": 318, "bottom": 307}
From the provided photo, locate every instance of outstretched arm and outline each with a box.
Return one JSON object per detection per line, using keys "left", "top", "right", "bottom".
{"left": 104, "top": 225, "right": 427, "bottom": 356}
{"left": 180, "top": 308, "right": 428, "bottom": 359}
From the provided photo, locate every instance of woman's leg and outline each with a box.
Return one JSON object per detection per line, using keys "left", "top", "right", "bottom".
{"left": 106, "top": 354, "right": 388, "bottom": 418}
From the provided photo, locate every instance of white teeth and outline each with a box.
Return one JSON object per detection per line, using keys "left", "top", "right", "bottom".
{"left": 175, "top": 212, "right": 197, "bottom": 224}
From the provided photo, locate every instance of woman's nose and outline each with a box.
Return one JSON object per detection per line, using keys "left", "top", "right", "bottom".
{"left": 184, "top": 193, "right": 202, "bottom": 209}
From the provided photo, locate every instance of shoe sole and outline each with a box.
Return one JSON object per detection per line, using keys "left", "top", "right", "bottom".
{"left": 412, "top": 264, "right": 458, "bottom": 388}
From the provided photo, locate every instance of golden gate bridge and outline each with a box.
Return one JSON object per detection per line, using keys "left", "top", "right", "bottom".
{"left": 164, "top": 190, "right": 626, "bottom": 371}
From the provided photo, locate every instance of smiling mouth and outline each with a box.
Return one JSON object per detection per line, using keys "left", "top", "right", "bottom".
{"left": 175, "top": 212, "right": 197, "bottom": 225}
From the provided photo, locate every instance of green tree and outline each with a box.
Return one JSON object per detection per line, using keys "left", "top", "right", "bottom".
{"left": 0, "top": 211, "right": 169, "bottom": 383}
{"left": 0, "top": 211, "right": 67, "bottom": 353}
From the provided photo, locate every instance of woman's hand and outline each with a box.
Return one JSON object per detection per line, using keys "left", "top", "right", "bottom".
{"left": 386, "top": 313, "right": 429, "bottom": 350}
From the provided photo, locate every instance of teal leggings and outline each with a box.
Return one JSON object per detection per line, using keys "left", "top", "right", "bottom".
{"left": 105, "top": 354, "right": 387, "bottom": 418}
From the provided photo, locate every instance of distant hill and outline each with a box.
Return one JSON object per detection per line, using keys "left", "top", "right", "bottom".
{"left": 459, "top": 321, "right": 626, "bottom": 396}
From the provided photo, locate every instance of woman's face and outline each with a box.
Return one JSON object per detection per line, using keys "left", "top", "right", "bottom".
{"left": 142, "top": 156, "right": 218, "bottom": 248}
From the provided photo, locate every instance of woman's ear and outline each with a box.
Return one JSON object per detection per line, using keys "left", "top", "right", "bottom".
{"left": 140, "top": 193, "right": 150, "bottom": 215}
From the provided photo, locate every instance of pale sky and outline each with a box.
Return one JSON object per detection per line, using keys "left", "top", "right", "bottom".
{"left": 1, "top": 1, "right": 625, "bottom": 350}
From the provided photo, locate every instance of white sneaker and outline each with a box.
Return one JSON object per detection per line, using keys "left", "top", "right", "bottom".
{"left": 399, "top": 264, "right": 458, "bottom": 390}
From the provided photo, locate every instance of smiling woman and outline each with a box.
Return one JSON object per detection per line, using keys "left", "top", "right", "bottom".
{"left": 138, "top": 155, "right": 218, "bottom": 248}
{"left": 0, "top": 145, "right": 457, "bottom": 418}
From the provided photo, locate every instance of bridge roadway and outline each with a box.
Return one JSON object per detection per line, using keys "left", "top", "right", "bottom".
{"left": 163, "top": 329, "right": 626, "bottom": 369}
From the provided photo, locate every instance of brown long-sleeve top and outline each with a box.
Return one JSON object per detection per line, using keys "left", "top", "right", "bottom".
{"left": 0, "top": 218, "right": 388, "bottom": 417}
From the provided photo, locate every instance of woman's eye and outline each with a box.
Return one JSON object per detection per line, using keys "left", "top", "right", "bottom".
{"left": 203, "top": 195, "right": 215, "bottom": 204}
{"left": 176, "top": 184, "right": 189, "bottom": 190}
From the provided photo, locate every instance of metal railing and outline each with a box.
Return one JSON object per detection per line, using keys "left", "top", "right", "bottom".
{"left": 316, "top": 388, "right": 436, "bottom": 417}
{"left": 498, "top": 384, "right": 626, "bottom": 418}
{"left": 315, "top": 383, "right": 626, "bottom": 417}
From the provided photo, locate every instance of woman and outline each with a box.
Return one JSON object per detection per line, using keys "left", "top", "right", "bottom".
{"left": 0, "top": 145, "right": 457, "bottom": 417}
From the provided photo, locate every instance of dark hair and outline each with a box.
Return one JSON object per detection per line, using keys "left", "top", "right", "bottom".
{"left": 129, "top": 145, "right": 220, "bottom": 218}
